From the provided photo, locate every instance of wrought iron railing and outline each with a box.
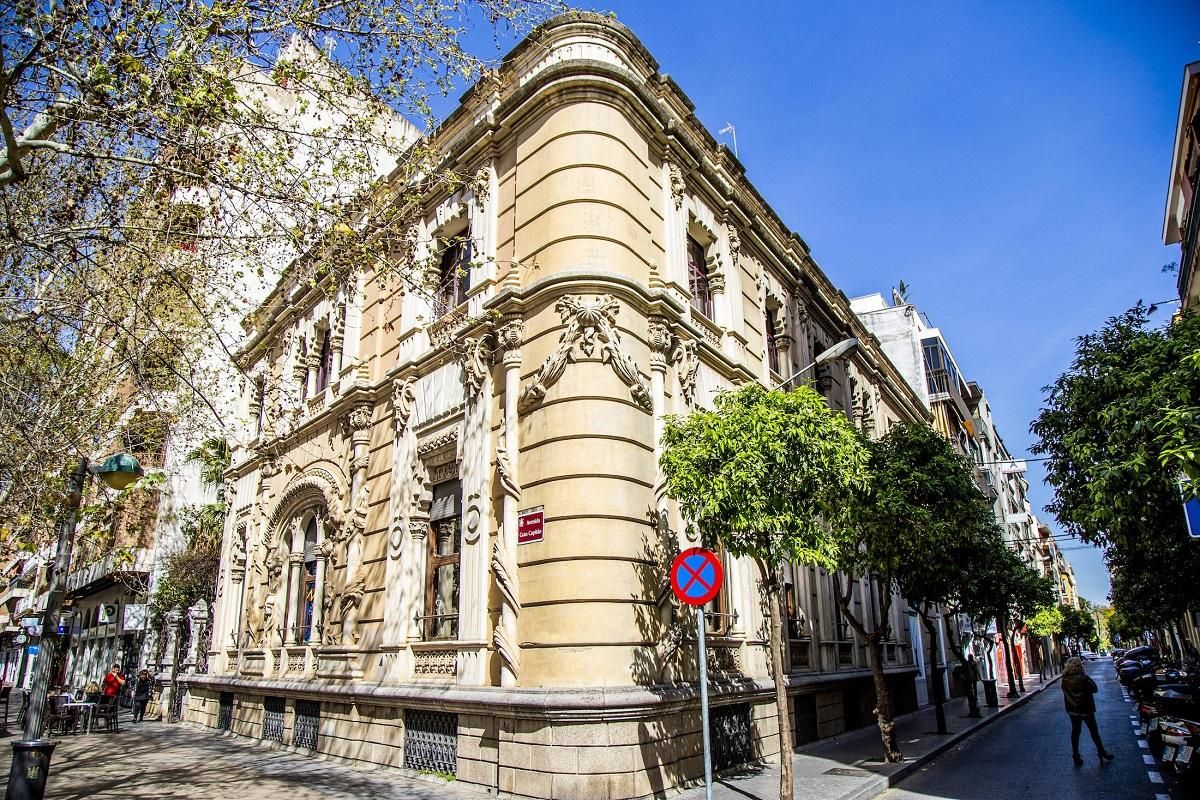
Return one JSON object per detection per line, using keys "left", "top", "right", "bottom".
{"left": 293, "top": 699, "right": 320, "bottom": 750}
{"left": 709, "top": 704, "right": 752, "bottom": 772}
{"left": 262, "top": 696, "right": 285, "bottom": 743}
{"left": 217, "top": 692, "right": 233, "bottom": 731}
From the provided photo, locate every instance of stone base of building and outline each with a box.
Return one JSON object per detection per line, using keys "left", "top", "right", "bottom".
{"left": 177, "top": 669, "right": 916, "bottom": 799}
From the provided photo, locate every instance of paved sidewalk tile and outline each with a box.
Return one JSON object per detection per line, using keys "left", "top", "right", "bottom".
{"left": 678, "top": 671, "right": 1063, "bottom": 800}
{"left": 0, "top": 715, "right": 480, "bottom": 800}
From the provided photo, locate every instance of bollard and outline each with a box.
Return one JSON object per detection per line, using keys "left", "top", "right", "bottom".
{"left": 5, "top": 740, "right": 57, "bottom": 800}
{"left": 981, "top": 678, "right": 999, "bottom": 708}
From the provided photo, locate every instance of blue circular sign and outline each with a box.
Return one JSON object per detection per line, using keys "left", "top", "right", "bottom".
{"left": 670, "top": 548, "right": 723, "bottom": 607}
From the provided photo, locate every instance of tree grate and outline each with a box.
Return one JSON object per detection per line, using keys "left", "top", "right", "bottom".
{"left": 403, "top": 709, "right": 458, "bottom": 775}
{"left": 293, "top": 699, "right": 320, "bottom": 750}
{"left": 217, "top": 692, "right": 233, "bottom": 731}
{"left": 709, "top": 703, "right": 753, "bottom": 772}
{"left": 262, "top": 696, "right": 285, "bottom": 743}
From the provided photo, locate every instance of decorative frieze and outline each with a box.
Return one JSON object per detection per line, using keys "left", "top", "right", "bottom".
{"left": 413, "top": 648, "right": 457, "bottom": 677}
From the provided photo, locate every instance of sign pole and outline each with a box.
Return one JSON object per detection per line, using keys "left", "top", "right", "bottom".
{"left": 697, "top": 606, "right": 712, "bottom": 800}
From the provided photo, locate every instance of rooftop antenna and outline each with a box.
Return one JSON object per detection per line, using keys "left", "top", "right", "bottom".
{"left": 718, "top": 123, "right": 737, "bottom": 158}
{"left": 323, "top": 35, "right": 336, "bottom": 60}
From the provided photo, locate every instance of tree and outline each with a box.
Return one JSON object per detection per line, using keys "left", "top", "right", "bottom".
{"left": 992, "top": 554, "right": 1056, "bottom": 696}
{"left": 0, "top": 0, "right": 560, "bottom": 560}
{"left": 1031, "top": 306, "right": 1200, "bottom": 628}
{"left": 660, "top": 383, "right": 869, "bottom": 800}
{"left": 1060, "top": 603, "right": 1098, "bottom": 654}
{"left": 856, "top": 422, "right": 996, "bottom": 746}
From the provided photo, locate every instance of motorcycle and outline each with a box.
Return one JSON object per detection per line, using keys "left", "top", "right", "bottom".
{"left": 1155, "top": 715, "right": 1200, "bottom": 785}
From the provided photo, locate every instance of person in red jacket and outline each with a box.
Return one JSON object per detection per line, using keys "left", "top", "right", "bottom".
{"left": 101, "top": 663, "right": 125, "bottom": 700}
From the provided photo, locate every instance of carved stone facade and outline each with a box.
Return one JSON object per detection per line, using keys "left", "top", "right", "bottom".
{"left": 189, "top": 14, "right": 931, "bottom": 800}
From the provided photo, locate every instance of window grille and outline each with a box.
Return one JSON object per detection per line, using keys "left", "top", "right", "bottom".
{"left": 262, "top": 696, "right": 285, "bottom": 743}
{"left": 217, "top": 692, "right": 234, "bottom": 731}
{"left": 709, "top": 703, "right": 752, "bottom": 772}
{"left": 794, "top": 694, "right": 819, "bottom": 745}
{"left": 293, "top": 699, "right": 320, "bottom": 750}
{"left": 403, "top": 710, "right": 458, "bottom": 775}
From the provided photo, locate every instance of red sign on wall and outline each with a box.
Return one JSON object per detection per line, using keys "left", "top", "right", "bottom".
{"left": 518, "top": 506, "right": 544, "bottom": 545}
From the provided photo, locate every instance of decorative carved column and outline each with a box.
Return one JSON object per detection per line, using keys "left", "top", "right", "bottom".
{"left": 225, "top": 527, "right": 247, "bottom": 655}
{"left": 312, "top": 532, "right": 330, "bottom": 645}
{"left": 494, "top": 319, "right": 524, "bottom": 687}
{"left": 648, "top": 318, "right": 672, "bottom": 506}
{"left": 383, "top": 379, "right": 417, "bottom": 649}
{"left": 331, "top": 301, "right": 347, "bottom": 378}
{"left": 341, "top": 403, "right": 373, "bottom": 645}
{"left": 407, "top": 515, "right": 430, "bottom": 642}
{"left": 186, "top": 601, "right": 208, "bottom": 674}
{"left": 284, "top": 551, "right": 304, "bottom": 646}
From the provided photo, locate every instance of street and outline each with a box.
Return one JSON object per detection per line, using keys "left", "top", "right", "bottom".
{"left": 883, "top": 661, "right": 1185, "bottom": 800}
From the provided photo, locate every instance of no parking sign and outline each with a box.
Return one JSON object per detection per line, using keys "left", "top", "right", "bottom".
{"left": 668, "top": 547, "right": 722, "bottom": 799}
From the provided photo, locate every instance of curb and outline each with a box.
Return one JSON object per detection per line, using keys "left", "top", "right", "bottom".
{"left": 834, "top": 674, "right": 1063, "bottom": 800}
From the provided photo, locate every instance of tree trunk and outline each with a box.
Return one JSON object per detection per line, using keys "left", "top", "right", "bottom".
{"left": 999, "top": 618, "right": 1019, "bottom": 698}
{"left": 920, "top": 613, "right": 947, "bottom": 734}
{"left": 865, "top": 634, "right": 902, "bottom": 761}
{"left": 767, "top": 568, "right": 794, "bottom": 800}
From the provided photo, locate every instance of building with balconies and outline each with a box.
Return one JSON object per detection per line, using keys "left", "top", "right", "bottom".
{"left": 1164, "top": 60, "right": 1200, "bottom": 311}
{"left": 172, "top": 14, "right": 939, "bottom": 797}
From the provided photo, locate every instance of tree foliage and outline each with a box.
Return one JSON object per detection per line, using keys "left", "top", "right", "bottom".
{"left": 1031, "top": 305, "right": 1200, "bottom": 627}
{"left": 661, "top": 383, "right": 869, "bottom": 567}
{"left": 1026, "top": 604, "right": 1064, "bottom": 638}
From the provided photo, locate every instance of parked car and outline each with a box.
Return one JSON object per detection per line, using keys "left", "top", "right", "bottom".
{"left": 1080, "top": 651, "right": 1099, "bottom": 661}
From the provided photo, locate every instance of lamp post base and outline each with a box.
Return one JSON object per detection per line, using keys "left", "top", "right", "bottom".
{"left": 5, "top": 740, "right": 57, "bottom": 800}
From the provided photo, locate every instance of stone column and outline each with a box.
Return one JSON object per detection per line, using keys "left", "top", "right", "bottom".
{"left": 494, "top": 320, "right": 524, "bottom": 687}
{"left": 284, "top": 551, "right": 304, "bottom": 646}
{"left": 186, "top": 601, "right": 208, "bottom": 674}
{"left": 384, "top": 378, "right": 417, "bottom": 649}
{"left": 331, "top": 300, "right": 347, "bottom": 378}
{"left": 342, "top": 403, "right": 373, "bottom": 645}
{"left": 407, "top": 517, "right": 429, "bottom": 642}
{"left": 662, "top": 157, "right": 687, "bottom": 292}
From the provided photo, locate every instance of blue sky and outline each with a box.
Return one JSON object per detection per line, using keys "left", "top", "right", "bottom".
{"left": 459, "top": 1, "right": 1199, "bottom": 604}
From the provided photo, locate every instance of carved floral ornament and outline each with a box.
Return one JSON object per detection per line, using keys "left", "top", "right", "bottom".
{"left": 460, "top": 335, "right": 489, "bottom": 400}
{"left": 518, "top": 295, "right": 652, "bottom": 413}
{"left": 667, "top": 161, "right": 685, "bottom": 209}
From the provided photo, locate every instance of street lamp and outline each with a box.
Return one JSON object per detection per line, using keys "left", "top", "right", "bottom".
{"left": 772, "top": 337, "right": 860, "bottom": 392}
{"left": 7, "top": 453, "right": 143, "bottom": 800}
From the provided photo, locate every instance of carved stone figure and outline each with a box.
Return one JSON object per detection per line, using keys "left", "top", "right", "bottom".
{"left": 338, "top": 574, "right": 367, "bottom": 645}
{"left": 461, "top": 335, "right": 489, "bottom": 400}
{"left": 495, "top": 417, "right": 520, "bottom": 503}
{"left": 519, "top": 295, "right": 652, "bottom": 412}
{"left": 727, "top": 224, "right": 741, "bottom": 270}
{"left": 393, "top": 378, "right": 417, "bottom": 432}
{"left": 667, "top": 161, "right": 685, "bottom": 209}
{"left": 671, "top": 337, "right": 700, "bottom": 408}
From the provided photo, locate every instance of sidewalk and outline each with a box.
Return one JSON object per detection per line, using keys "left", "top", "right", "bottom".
{"left": 678, "top": 670, "right": 1062, "bottom": 800}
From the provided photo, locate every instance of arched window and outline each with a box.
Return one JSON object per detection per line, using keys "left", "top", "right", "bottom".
{"left": 299, "top": 515, "right": 319, "bottom": 643}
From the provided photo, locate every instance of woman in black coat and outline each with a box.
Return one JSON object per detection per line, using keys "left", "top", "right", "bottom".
{"left": 1062, "top": 657, "right": 1114, "bottom": 765}
{"left": 132, "top": 669, "right": 153, "bottom": 723}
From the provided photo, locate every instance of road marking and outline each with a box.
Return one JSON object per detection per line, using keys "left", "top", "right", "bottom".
{"left": 1143, "top": 754, "right": 1156, "bottom": 764}
{"left": 1138, "top": 739, "right": 1149, "bottom": 748}
{"left": 1148, "top": 771, "right": 1164, "bottom": 784}
{"left": 1130, "top": 714, "right": 1139, "bottom": 719}
{"left": 1157, "top": 794, "right": 1171, "bottom": 800}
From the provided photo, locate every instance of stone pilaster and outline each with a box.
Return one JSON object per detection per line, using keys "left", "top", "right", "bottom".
{"left": 495, "top": 319, "right": 524, "bottom": 687}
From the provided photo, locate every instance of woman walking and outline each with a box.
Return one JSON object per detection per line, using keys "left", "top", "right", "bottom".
{"left": 132, "top": 669, "right": 153, "bottom": 723}
{"left": 1062, "top": 656, "right": 1114, "bottom": 765}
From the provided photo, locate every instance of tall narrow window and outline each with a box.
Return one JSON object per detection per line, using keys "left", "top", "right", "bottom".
{"left": 433, "top": 234, "right": 472, "bottom": 319}
{"left": 315, "top": 328, "right": 333, "bottom": 393}
{"left": 687, "top": 236, "right": 713, "bottom": 318}
{"left": 425, "top": 480, "right": 461, "bottom": 640}
{"left": 766, "top": 307, "right": 780, "bottom": 374}
{"left": 704, "top": 550, "right": 732, "bottom": 636}
{"left": 300, "top": 516, "right": 318, "bottom": 643}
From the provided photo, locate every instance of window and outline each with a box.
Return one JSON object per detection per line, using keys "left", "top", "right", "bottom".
{"left": 424, "top": 480, "right": 461, "bottom": 640}
{"left": 433, "top": 234, "right": 472, "bottom": 319}
{"left": 687, "top": 236, "right": 713, "bottom": 318}
{"left": 300, "top": 516, "right": 318, "bottom": 643}
{"left": 766, "top": 307, "right": 781, "bottom": 374}
{"left": 315, "top": 328, "right": 333, "bottom": 393}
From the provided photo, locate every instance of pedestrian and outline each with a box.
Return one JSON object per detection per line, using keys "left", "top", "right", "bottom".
{"left": 101, "top": 663, "right": 125, "bottom": 702}
{"left": 1062, "top": 656, "right": 1114, "bottom": 766}
{"left": 964, "top": 653, "right": 982, "bottom": 718}
{"left": 132, "top": 669, "right": 153, "bottom": 723}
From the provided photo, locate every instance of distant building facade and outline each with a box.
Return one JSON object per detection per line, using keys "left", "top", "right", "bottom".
{"left": 175, "top": 14, "right": 936, "bottom": 798}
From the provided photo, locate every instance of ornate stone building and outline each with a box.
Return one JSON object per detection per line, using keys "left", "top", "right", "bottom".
{"left": 181, "top": 13, "right": 930, "bottom": 798}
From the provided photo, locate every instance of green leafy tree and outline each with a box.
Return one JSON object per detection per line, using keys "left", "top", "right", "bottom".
{"left": 1031, "top": 306, "right": 1200, "bottom": 628}
{"left": 855, "top": 422, "right": 995, "bottom": 747}
{"left": 993, "top": 557, "right": 1056, "bottom": 694}
{"left": 0, "top": 0, "right": 560, "bottom": 562}
{"left": 660, "top": 383, "right": 869, "bottom": 800}
{"left": 1026, "top": 605, "right": 1064, "bottom": 638}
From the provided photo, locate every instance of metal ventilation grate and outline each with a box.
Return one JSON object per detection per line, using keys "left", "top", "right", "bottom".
{"left": 293, "top": 699, "right": 320, "bottom": 750}
{"left": 217, "top": 692, "right": 233, "bottom": 731}
{"left": 403, "top": 709, "right": 458, "bottom": 775}
{"left": 262, "top": 696, "right": 285, "bottom": 743}
{"left": 709, "top": 703, "right": 753, "bottom": 772}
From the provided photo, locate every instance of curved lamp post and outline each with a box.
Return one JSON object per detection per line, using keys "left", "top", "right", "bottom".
{"left": 772, "top": 337, "right": 860, "bottom": 392}
{"left": 7, "top": 453, "right": 142, "bottom": 800}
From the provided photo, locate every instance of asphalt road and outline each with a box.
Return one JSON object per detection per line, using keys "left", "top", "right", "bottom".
{"left": 883, "top": 660, "right": 1184, "bottom": 800}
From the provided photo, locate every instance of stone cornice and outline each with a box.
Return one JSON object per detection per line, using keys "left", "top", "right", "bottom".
{"left": 180, "top": 663, "right": 917, "bottom": 722}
